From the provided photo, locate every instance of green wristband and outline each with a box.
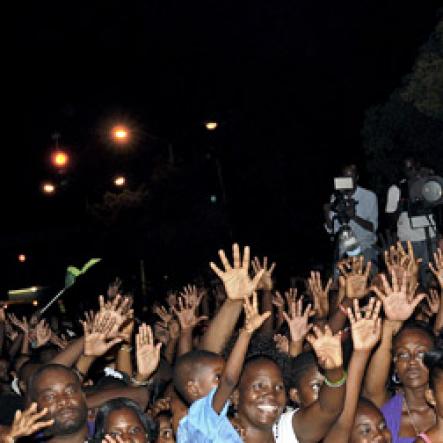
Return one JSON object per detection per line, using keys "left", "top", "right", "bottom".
{"left": 324, "top": 370, "right": 347, "bottom": 388}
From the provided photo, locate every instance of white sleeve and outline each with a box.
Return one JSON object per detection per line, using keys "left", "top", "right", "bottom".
{"left": 386, "top": 185, "right": 400, "bottom": 213}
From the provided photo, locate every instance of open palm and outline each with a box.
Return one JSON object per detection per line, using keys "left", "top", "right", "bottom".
{"left": 307, "top": 326, "right": 342, "bottom": 369}
{"left": 210, "top": 244, "right": 263, "bottom": 300}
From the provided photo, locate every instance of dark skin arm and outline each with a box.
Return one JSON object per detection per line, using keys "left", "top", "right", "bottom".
{"left": 49, "top": 337, "right": 84, "bottom": 367}
{"left": 212, "top": 292, "right": 270, "bottom": 414}
{"left": 294, "top": 326, "right": 346, "bottom": 443}
{"left": 86, "top": 385, "right": 150, "bottom": 410}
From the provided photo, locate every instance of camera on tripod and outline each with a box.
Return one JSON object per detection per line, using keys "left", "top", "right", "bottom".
{"left": 330, "top": 177, "right": 361, "bottom": 257}
{"left": 331, "top": 177, "right": 358, "bottom": 224}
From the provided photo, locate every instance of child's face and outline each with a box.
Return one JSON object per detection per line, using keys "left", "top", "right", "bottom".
{"left": 156, "top": 415, "right": 174, "bottom": 443}
{"left": 350, "top": 403, "right": 391, "bottom": 443}
{"left": 237, "top": 359, "right": 286, "bottom": 430}
{"left": 295, "top": 364, "right": 324, "bottom": 408}
{"left": 194, "top": 357, "right": 225, "bottom": 398}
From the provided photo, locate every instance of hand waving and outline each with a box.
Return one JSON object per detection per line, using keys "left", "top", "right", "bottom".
{"left": 135, "top": 323, "right": 162, "bottom": 381}
{"left": 430, "top": 248, "right": 443, "bottom": 288}
{"left": 307, "top": 271, "right": 332, "bottom": 319}
{"left": 306, "top": 325, "right": 343, "bottom": 370}
{"left": 3, "top": 403, "right": 54, "bottom": 443}
{"left": 338, "top": 256, "right": 372, "bottom": 299}
{"left": 98, "top": 294, "right": 133, "bottom": 338}
{"left": 282, "top": 296, "right": 313, "bottom": 342}
{"left": 370, "top": 271, "right": 425, "bottom": 321}
{"left": 172, "top": 293, "right": 207, "bottom": 331}
{"left": 251, "top": 256, "right": 276, "bottom": 291}
{"left": 35, "top": 320, "right": 52, "bottom": 348}
{"left": 243, "top": 292, "right": 271, "bottom": 334}
{"left": 82, "top": 311, "right": 122, "bottom": 356}
{"left": 210, "top": 243, "right": 264, "bottom": 300}
{"left": 348, "top": 298, "right": 382, "bottom": 351}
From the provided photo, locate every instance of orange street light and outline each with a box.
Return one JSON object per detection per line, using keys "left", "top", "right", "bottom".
{"left": 18, "top": 254, "right": 26, "bottom": 263}
{"left": 114, "top": 175, "right": 126, "bottom": 187}
{"left": 51, "top": 150, "right": 69, "bottom": 168}
{"left": 111, "top": 126, "right": 130, "bottom": 143}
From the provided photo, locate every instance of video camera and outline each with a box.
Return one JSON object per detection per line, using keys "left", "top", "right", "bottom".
{"left": 331, "top": 177, "right": 358, "bottom": 224}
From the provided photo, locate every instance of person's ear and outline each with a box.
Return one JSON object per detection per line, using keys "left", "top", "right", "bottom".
{"left": 231, "top": 389, "right": 239, "bottom": 409}
{"left": 425, "top": 388, "right": 436, "bottom": 407}
{"left": 186, "top": 380, "right": 200, "bottom": 400}
{"left": 289, "top": 387, "right": 300, "bottom": 404}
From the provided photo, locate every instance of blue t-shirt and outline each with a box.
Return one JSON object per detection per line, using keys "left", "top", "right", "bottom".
{"left": 177, "top": 388, "right": 242, "bottom": 443}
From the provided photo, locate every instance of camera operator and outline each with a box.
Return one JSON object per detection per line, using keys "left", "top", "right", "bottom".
{"left": 324, "top": 164, "right": 379, "bottom": 266}
{"left": 385, "top": 157, "right": 438, "bottom": 284}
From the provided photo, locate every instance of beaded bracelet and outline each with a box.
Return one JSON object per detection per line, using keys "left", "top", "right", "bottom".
{"left": 324, "top": 370, "right": 347, "bottom": 388}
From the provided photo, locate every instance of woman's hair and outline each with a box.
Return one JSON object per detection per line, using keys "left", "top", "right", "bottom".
{"left": 424, "top": 347, "right": 443, "bottom": 390}
{"left": 93, "top": 398, "right": 157, "bottom": 443}
{"left": 392, "top": 321, "right": 435, "bottom": 350}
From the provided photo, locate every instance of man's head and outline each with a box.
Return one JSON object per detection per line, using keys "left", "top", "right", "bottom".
{"left": 403, "top": 158, "right": 420, "bottom": 179}
{"left": 341, "top": 164, "right": 359, "bottom": 193}
{"left": 28, "top": 364, "right": 88, "bottom": 437}
{"left": 173, "top": 350, "right": 224, "bottom": 404}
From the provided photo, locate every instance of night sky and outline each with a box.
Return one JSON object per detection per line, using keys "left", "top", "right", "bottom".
{"left": 3, "top": 1, "right": 442, "bottom": 295}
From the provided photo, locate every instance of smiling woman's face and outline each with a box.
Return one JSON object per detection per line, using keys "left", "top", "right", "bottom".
{"left": 237, "top": 359, "right": 286, "bottom": 431}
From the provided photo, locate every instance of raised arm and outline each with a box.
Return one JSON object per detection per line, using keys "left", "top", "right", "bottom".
{"left": 282, "top": 295, "right": 313, "bottom": 358}
{"left": 323, "top": 298, "right": 382, "bottom": 442}
{"left": 293, "top": 325, "right": 346, "bottom": 443}
{"left": 251, "top": 256, "right": 276, "bottom": 336}
{"left": 200, "top": 243, "right": 263, "bottom": 353}
{"left": 212, "top": 292, "right": 270, "bottom": 413}
{"left": 363, "top": 270, "right": 422, "bottom": 406}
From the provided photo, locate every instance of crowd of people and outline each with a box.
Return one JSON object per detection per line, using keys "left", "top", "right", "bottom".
{"left": 0, "top": 157, "right": 443, "bottom": 442}
{"left": 0, "top": 239, "right": 442, "bottom": 443}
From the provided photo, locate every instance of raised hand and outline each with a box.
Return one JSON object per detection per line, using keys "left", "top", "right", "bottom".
{"left": 135, "top": 323, "right": 162, "bottom": 381}
{"left": 251, "top": 256, "right": 276, "bottom": 291}
{"left": 180, "top": 284, "right": 199, "bottom": 306}
{"left": 348, "top": 298, "right": 382, "bottom": 351}
{"left": 172, "top": 294, "right": 207, "bottom": 331}
{"left": 243, "top": 291, "right": 271, "bottom": 334}
{"left": 107, "top": 277, "right": 122, "bottom": 300}
{"left": 306, "top": 325, "right": 343, "bottom": 370}
{"left": 98, "top": 294, "right": 133, "bottom": 338}
{"left": 210, "top": 243, "right": 264, "bottom": 300}
{"left": 272, "top": 291, "right": 285, "bottom": 310}
{"left": 283, "top": 296, "right": 313, "bottom": 342}
{"left": 50, "top": 332, "right": 68, "bottom": 350}
{"left": 370, "top": 271, "right": 425, "bottom": 322}
{"left": 8, "top": 314, "right": 29, "bottom": 334}
{"left": 307, "top": 271, "right": 332, "bottom": 319}
{"left": 153, "top": 304, "right": 173, "bottom": 325}
{"left": 3, "top": 403, "right": 54, "bottom": 442}
{"left": 338, "top": 256, "right": 372, "bottom": 299}
{"left": 168, "top": 319, "right": 180, "bottom": 341}
{"left": 151, "top": 397, "right": 171, "bottom": 418}
{"left": 430, "top": 248, "right": 443, "bottom": 288}
{"left": 35, "top": 320, "right": 52, "bottom": 348}
{"left": 423, "top": 289, "right": 440, "bottom": 317}
{"left": 82, "top": 311, "right": 122, "bottom": 356}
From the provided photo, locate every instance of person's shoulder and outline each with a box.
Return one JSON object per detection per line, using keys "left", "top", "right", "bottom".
{"left": 357, "top": 186, "right": 377, "bottom": 200}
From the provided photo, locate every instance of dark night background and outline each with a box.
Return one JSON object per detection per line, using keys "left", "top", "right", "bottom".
{"left": 3, "top": 1, "right": 442, "bottom": 312}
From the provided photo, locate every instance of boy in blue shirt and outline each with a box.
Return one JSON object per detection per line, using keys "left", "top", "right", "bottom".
{"left": 174, "top": 291, "right": 270, "bottom": 442}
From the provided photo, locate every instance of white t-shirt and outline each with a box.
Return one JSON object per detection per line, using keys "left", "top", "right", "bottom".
{"left": 386, "top": 184, "right": 436, "bottom": 242}
{"left": 273, "top": 410, "right": 299, "bottom": 443}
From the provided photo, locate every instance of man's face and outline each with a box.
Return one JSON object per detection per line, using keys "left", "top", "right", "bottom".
{"left": 34, "top": 368, "right": 88, "bottom": 436}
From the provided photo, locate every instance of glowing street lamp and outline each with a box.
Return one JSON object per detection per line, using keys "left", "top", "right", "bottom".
{"left": 114, "top": 175, "right": 126, "bottom": 187}
{"left": 205, "top": 121, "right": 218, "bottom": 131}
{"left": 18, "top": 254, "right": 26, "bottom": 263}
{"left": 51, "top": 150, "right": 69, "bottom": 169}
{"left": 111, "top": 126, "right": 130, "bottom": 143}
{"left": 42, "top": 182, "right": 56, "bottom": 194}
